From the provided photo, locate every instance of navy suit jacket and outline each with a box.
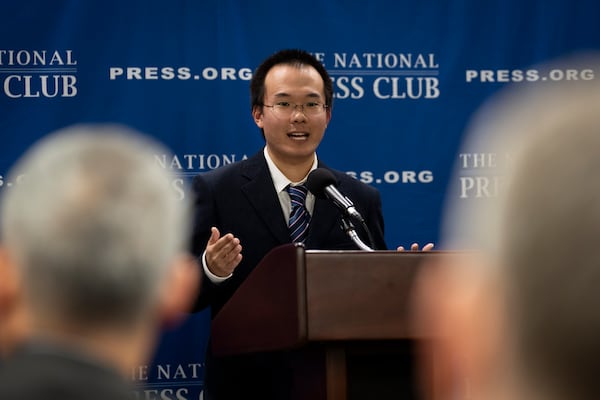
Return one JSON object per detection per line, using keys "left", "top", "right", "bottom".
{"left": 191, "top": 150, "right": 387, "bottom": 316}
{"left": 0, "top": 342, "right": 133, "bottom": 400}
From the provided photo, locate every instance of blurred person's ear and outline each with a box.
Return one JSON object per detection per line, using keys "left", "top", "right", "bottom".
{"left": 157, "top": 253, "right": 201, "bottom": 328}
{"left": 412, "top": 254, "right": 505, "bottom": 400}
{"left": 0, "top": 246, "right": 23, "bottom": 325}
{"left": 0, "top": 246, "right": 29, "bottom": 356}
{"left": 0, "top": 246, "right": 18, "bottom": 315}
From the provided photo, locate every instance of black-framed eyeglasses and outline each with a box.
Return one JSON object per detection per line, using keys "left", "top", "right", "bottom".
{"left": 263, "top": 101, "right": 328, "bottom": 118}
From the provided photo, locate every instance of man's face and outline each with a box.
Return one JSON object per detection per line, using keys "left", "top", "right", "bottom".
{"left": 253, "top": 64, "right": 331, "bottom": 167}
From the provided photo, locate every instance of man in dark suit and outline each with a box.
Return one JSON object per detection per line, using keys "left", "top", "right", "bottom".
{"left": 192, "top": 48, "right": 387, "bottom": 314}
{"left": 0, "top": 125, "right": 199, "bottom": 399}
{"left": 191, "top": 49, "right": 430, "bottom": 399}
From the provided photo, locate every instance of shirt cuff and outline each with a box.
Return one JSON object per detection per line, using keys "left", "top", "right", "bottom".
{"left": 202, "top": 250, "right": 232, "bottom": 283}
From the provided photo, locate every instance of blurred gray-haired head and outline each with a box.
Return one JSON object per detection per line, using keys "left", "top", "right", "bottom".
{"left": 0, "top": 124, "right": 191, "bottom": 329}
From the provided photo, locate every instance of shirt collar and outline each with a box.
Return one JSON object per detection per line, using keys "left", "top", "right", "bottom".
{"left": 263, "top": 146, "right": 318, "bottom": 192}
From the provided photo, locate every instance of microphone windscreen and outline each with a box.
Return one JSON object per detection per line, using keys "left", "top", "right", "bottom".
{"left": 306, "top": 168, "right": 337, "bottom": 198}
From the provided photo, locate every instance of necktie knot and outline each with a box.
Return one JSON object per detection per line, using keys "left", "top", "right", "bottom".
{"left": 286, "top": 184, "right": 310, "bottom": 243}
{"left": 287, "top": 184, "right": 308, "bottom": 205}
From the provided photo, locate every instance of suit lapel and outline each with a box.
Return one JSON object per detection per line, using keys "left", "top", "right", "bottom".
{"left": 306, "top": 196, "right": 341, "bottom": 248}
{"left": 240, "top": 153, "right": 290, "bottom": 244}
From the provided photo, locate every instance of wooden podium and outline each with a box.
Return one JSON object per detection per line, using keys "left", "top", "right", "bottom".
{"left": 210, "top": 243, "right": 438, "bottom": 400}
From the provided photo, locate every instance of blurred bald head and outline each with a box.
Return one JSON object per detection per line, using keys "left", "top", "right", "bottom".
{"left": 495, "top": 80, "right": 600, "bottom": 399}
{"left": 429, "top": 55, "right": 600, "bottom": 400}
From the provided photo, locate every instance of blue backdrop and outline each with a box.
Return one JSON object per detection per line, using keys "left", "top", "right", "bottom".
{"left": 2, "top": 1, "right": 599, "bottom": 398}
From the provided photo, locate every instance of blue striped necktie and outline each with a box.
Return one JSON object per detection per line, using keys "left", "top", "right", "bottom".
{"left": 287, "top": 184, "right": 310, "bottom": 243}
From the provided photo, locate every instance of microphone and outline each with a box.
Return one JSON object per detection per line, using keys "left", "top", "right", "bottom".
{"left": 306, "top": 168, "right": 365, "bottom": 224}
{"left": 306, "top": 168, "right": 374, "bottom": 251}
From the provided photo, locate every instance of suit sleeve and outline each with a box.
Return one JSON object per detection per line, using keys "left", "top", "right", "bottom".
{"left": 190, "top": 173, "right": 220, "bottom": 311}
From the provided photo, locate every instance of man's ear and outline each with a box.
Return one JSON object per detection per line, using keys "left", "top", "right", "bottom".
{"left": 252, "top": 106, "right": 264, "bottom": 128}
{"left": 157, "top": 253, "right": 201, "bottom": 329}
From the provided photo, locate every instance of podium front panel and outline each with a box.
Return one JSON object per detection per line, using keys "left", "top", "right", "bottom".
{"left": 305, "top": 251, "right": 424, "bottom": 341}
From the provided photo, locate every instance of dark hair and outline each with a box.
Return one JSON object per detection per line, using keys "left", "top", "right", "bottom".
{"left": 250, "top": 49, "right": 334, "bottom": 111}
